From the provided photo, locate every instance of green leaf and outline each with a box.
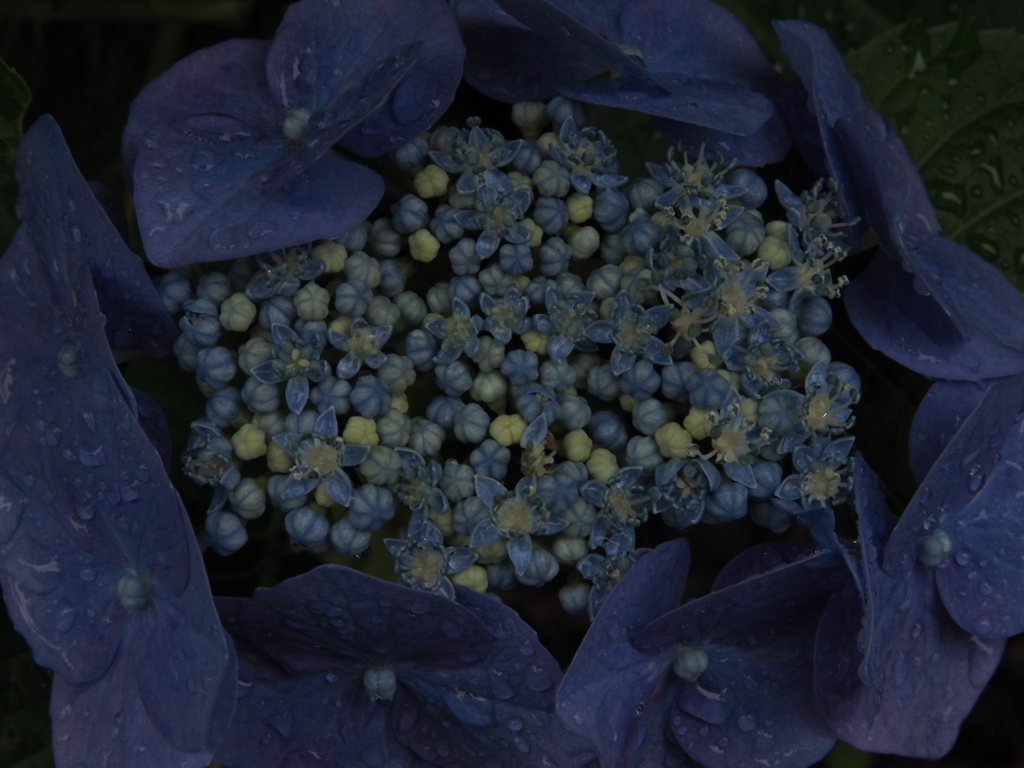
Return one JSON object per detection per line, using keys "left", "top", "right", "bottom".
{"left": 0, "top": 55, "right": 31, "bottom": 252}
{"left": 846, "top": 21, "right": 1024, "bottom": 289}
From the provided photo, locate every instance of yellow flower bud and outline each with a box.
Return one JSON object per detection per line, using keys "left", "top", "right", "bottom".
{"left": 231, "top": 423, "right": 266, "bottom": 461}
{"left": 521, "top": 329, "right": 549, "bottom": 355}
{"left": 490, "top": 414, "right": 527, "bottom": 447}
{"left": 409, "top": 228, "right": 441, "bottom": 263}
{"left": 522, "top": 217, "right": 543, "bottom": 248}
{"left": 265, "top": 440, "right": 293, "bottom": 473}
{"left": 294, "top": 282, "right": 331, "bottom": 320}
{"left": 451, "top": 564, "right": 489, "bottom": 593}
{"left": 448, "top": 187, "right": 475, "bottom": 209}
{"left": 312, "top": 241, "right": 347, "bottom": 273}
{"left": 413, "top": 164, "right": 449, "bottom": 198}
{"left": 471, "top": 371, "right": 508, "bottom": 403}
{"left": 765, "top": 220, "right": 789, "bottom": 237}
{"left": 566, "top": 193, "right": 593, "bottom": 224}
{"left": 536, "top": 131, "right": 560, "bottom": 155}
{"left": 620, "top": 255, "right": 646, "bottom": 274}
{"left": 618, "top": 394, "right": 638, "bottom": 413}
{"left": 429, "top": 509, "right": 456, "bottom": 537}
{"left": 552, "top": 536, "right": 588, "bottom": 565}
{"left": 655, "top": 422, "right": 693, "bottom": 459}
{"left": 330, "top": 315, "right": 352, "bottom": 335}
{"left": 569, "top": 225, "right": 600, "bottom": 260}
{"left": 342, "top": 416, "right": 380, "bottom": 446}
{"left": 475, "top": 540, "right": 508, "bottom": 564}
{"left": 690, "top": 340, "right": 719, "bottom": 370}
{"left": 683, "top": 407, "right": 715, "bottom": 440}
{"left": 219, "top": 292, "right": 257, "bottom": 332}
{"left": 741, "top": 397, "right": 760, "bottom": 422}
{"left": 586, "top": 448, "right": 618, "bottom": 484}
{"left": 563, "top": 429, "right": 593, "bottom": 462}
{"left": 314, "top": 481, "right": 335, "bottom": 508}
{"left": 757, "top": 234, "right": 792, "bottom": 270}
{"left": 390, "top": 394, "right": 409, "bottom": 414}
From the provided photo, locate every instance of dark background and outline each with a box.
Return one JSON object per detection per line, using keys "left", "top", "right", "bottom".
{"left": 1, "top": 1, "right": 1023, "bottom": 767}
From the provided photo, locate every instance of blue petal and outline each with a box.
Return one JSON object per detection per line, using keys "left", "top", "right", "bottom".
{"left": 122, "top": 39, "right": 280, "bottom": 185}
{"left": 284, "top": 375, "right": 308, "bottom": 414}
{"left": 562, "top": 75, "right": 772, "bottom": 135}
{"left": 908, "top": 380, "right": 988, "bottom": 485}
{"left": 507, "top": 534, "right": 533, "bottom": 575}
{"left": 0, "top": 195, "right": 235, "bottom": 761}
{"left": 269, "top": 0, "right": 464, "bottom": 158}
{"left": 323, "top": 470, "right": 354, "bottom": 506}
{"left": 813, "top": 458, "right": 1005, "bottom": 758}
{"left": 134, "top": 121, "right": 383, "bottom": 267}
{"left": 634, "top": 550, "right": 843, "bottom": 768}
{"left": 17, "top": 117, "right": 178, "bottom": 356}
{"left": 455, "top": 0, "right": 604, "bottom": 102}
{"left": 133, "top": 387, "right": 173, "bottom": 476}
{"left": 557, "top": 540, "right": 691, "bottom": 768}
{"left": 838, "top": 118, "right": 1024, "bottom": 380}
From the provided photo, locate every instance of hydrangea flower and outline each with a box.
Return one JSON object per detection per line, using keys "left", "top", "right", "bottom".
{"left": 328, "top": 317, "right": 394, "bottom": 379}
{"left": 270, "top": 407, "right": 371, "bottom": 505}
{"left": 245, "top": 245, "right": 326, "bottom": 300}
{"left": 123, "top": 0, "right": 464, "bottom": 266}
{"left": 584, "top": 290, "right": 671, "bottom": 374}
{"left": 0, "top": 118, "right": 236, "bottom": 768}
{"left": 384, "top": 515, "right": 476, "bottom": 599}
{"left": 250, "top": 323, "right": 332, "bottom": 413}
{"left": 469, "top": 475, "right": 567, "bottom": 576}
{"left": 424, "top": 298, "right": 485, "bottom": 365}
{"left": 214, "top": 565, "right": 596, "bottom": 768}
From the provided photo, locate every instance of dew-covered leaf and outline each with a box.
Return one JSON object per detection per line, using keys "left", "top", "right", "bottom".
{"left": 845, "top": 21, "right": 1024, "bottom": 289}
{"left": 813, "top": 458, "right": 1005, "bottom": 758}
{"left": 556, "top": 539, "right": 691, "bottom": 768}
{"left": 908, "top": 379, "right": 988, "bottom": 483}
{"left": 634, "top": 551, "right": 843, "bottom": 768}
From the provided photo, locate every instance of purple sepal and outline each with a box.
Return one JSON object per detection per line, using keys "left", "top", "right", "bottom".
{"left": 838, "top": 118, "right": 1024, "bottom": 380}
{"left": 17, "top": 116, "right": 178, "bottom": 357}
{"left": 557, "top": 539, "right": 691, "bottom": 768}
{"left": 908, "top": 380, "right": 988, "bottom": 484}
{"left": 813, "top": 458, "right": 1005, "bottom": 758}
{"left": 133, "top": 387, "right": 174, "bottom": 476}
{"left": 634, "top": 549, "right": 843, "bottom": 768}
{"left": 133, "top": 123, "right": 383, "bottom": 268}
{"left": 0, "top": 155, "right": 236, "bottom": 763}
{"left": 214, "top": 566, "right": 594, "bottom": 768}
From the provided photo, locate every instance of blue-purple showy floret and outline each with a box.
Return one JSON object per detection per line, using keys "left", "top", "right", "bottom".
{"left": 214, "top": 565, "right": 596, "bottom": 768}
{"left": 0, "top": 116, "right": 236, "bottom": 768}
{"left": 123, "top": 0, "right": 465, "bottom": 267}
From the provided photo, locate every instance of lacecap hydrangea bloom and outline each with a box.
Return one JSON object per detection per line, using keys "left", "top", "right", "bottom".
{"left": 4, "top": 0, "right": 1024, "bottom": 766}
